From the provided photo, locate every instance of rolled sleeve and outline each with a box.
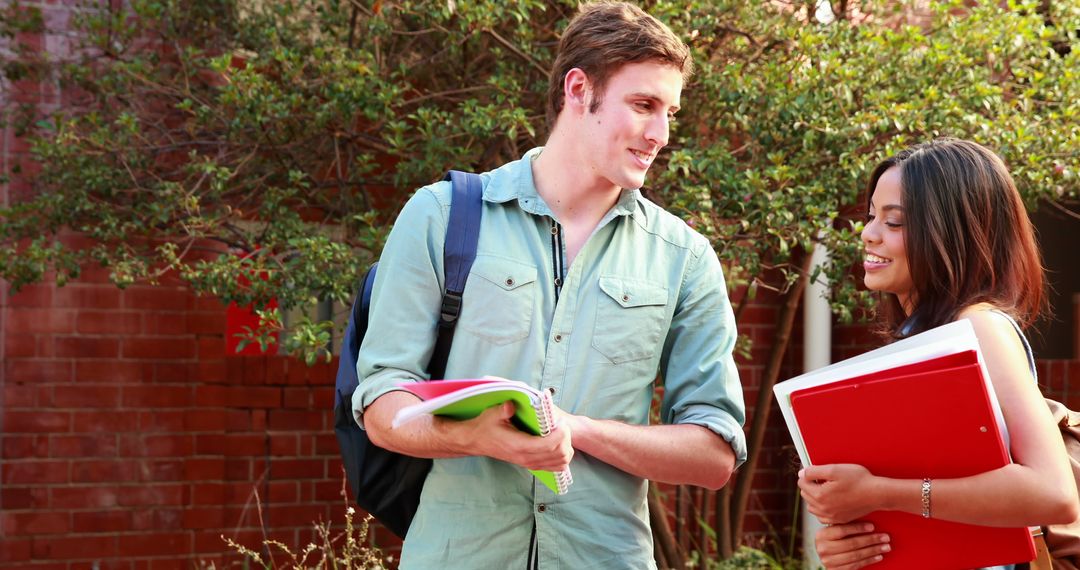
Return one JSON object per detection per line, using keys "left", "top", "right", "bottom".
{"left": 352, "top": 184, "right": 450, "bottom": 429}
{"left": 661, "top": 239, "right": 747, "bottom": 467}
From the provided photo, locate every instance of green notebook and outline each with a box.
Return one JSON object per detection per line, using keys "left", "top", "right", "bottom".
{"left": 392, "top": 377, "right": 573, "bottom": 494}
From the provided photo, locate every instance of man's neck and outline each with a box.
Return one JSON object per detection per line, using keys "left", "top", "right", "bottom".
{"left": 531, "top": 133, "right": 623, "bottom": 228}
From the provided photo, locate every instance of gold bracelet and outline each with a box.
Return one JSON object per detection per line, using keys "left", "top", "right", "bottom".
{"left": 921, "top": 478, "right": 932, "bottom": 519}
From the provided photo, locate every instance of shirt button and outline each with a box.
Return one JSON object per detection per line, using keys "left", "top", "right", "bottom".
{"left": 505, "top": 278, "right": 514, "bottom": 286}
{"left": 554, "top": 277, "right": 562, "bottom": 287}
{"left": 547, "top": 387, "right": 556, "bottom": 396}
{"left": 537, "top": 504, "right": 547, "bottom": 513}
{"left": 554, "top": 334, "right": 562, "bottom": 342}
{"left": 622, "top": 294, "right": 630, "bottom": 302}
{"left": 550, "top": 225, "right": 559, "bottom": 236}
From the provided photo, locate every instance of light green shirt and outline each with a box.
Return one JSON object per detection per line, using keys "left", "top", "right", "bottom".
{"left": 353, "top": 148, "right": 746, "bottom": 569}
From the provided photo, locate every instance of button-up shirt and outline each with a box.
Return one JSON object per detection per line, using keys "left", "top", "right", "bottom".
{"left": 353, "top": 148, "right": 746, "bottom": 569}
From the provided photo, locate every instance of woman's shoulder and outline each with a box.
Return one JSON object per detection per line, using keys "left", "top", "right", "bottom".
{"left": 956, "top": 304, "right": 1033, "bottom": 378}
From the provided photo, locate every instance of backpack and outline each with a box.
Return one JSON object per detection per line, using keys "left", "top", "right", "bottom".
{"left": 333, "top": 170, "right": 483, "bottom": 538}
{"left": 1043, "top": 398, "right": 1080, "bottom": 569}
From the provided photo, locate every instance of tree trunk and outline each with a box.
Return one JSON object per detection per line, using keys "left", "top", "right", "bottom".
{"left": 650, "top": 483, "right": 683, "bottom": 569}
{"left": 728, "top": 249, "right": 815, "bottom": 546}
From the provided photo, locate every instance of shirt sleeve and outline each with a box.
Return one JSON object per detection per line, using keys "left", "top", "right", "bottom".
{"left": 351, "top": 183, "right": 450, "bottom": 429}
{"left": 659, "top": 238, "right": 747, "bottom": 467}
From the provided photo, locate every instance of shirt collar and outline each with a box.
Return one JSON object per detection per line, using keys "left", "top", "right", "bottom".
{"left": 483, "top": 147, "right": 647, "bottom": 225}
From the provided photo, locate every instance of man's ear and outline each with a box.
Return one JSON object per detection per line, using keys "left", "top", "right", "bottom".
{"left": 563, "top": 68, "right": 591, "bottom": 113}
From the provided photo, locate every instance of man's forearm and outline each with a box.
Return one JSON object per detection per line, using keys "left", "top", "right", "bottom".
{"left": 364, "top": 391, "right": 576, "bottom": 472}
{"left": 568, "top": 416, "right": 736, "bottom": 490}
{"left": 363, "top": 391, "right": 472, "bottom": 459}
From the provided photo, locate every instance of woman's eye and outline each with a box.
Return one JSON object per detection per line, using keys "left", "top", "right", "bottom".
{"left": 885, "top": 221, "right": 903, "bottom": 228}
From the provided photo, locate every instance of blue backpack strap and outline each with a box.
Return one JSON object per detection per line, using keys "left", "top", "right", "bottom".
{"left": 428, "top": 170, "right": 483, "bottom": 379}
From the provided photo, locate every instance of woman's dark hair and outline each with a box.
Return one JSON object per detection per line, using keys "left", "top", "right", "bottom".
{"left": 865, "top": 138, "right": 1046, "bottom": 337}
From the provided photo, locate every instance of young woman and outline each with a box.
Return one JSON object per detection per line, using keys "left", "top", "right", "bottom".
{"left": 798, "top": 138, "right": 1079, "bottom": 569}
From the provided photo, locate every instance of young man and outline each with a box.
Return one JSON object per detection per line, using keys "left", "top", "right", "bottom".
{"left": 354, "top": 2, "right": 746, "bottom": 567}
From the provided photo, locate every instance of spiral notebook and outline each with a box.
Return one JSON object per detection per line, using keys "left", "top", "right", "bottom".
{"left": 392, "top": 377, "right": 573, "bottom": 494}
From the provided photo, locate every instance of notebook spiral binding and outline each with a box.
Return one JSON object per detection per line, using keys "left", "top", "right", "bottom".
{"left": 537, "top": 390, "right": 574, "bottom": 494}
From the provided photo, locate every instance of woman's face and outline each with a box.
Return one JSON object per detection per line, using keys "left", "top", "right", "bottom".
{"left": 861, "top": 166, "right": 915, "bottom": 313}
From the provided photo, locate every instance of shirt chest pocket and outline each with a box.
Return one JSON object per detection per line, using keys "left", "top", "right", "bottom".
{"left": 459, "top": 256, "right": 538, "bottom": 345}
{"left": 592, "top": 276, "right": 670, "bottom": 364}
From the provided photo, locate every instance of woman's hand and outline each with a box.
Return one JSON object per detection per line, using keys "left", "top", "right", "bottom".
{"left": 815, "top": 522, "right": 891, "bottom": 569}
{"left": 798, "top": 464, "right": 882, "bottom": 524}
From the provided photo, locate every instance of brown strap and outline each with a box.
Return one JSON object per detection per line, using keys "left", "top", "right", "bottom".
{"left": 1031, "top": 528, "right": 1054, "bottom": 570}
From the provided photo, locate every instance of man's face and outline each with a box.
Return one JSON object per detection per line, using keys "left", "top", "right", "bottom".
{"left": 580, "top": 61, "right": 683, "bottom": 192}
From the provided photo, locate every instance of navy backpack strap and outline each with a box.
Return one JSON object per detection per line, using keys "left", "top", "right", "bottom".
{"left": 428, "top": 170, "right": 483, "bottom": 379}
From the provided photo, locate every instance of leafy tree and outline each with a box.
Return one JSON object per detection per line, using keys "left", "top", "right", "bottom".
{"left": 2, "top": 0, "right": 1078, "bottom": 562}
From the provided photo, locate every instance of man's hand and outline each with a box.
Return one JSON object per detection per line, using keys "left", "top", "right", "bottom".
{"left": 815, "top": 522, "right": 891, "bottom": 569}
{"left": 457, "top": 401, "right": 573, "bottom": 472}
{"left": 798, "top": 464, "right": 881, "bottom": 524}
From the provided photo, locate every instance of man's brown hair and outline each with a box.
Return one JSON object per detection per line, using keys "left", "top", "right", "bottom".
{"left": 546, "top": 1, "right": 692, "bottom": 128}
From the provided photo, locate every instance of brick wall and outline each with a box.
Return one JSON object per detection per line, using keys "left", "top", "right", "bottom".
{"left": 0, "top": 268, "right": 397, "bottom": 567}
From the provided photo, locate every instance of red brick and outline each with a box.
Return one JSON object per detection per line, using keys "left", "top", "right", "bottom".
{"left": 267, "top": 481, "right": 300, "bottom": 503}
{"left": 121, "top": 385, "right": 192, "bottom": 408}
{"left": 269, "top": 434, "right": 298, "bottom": 456}
{"left": 53, "top": 285, "right": 122, "bottom": 309}
{"left": 184, "top": 409, "right": 227, "bottom": 431}
{"left": 196, "top": 360, "right": 227, "bottom": 383}
{"left": 51, "top": 486, "right": 120, "bottom": 509}
{"left": 3, "top": 411, "right": 70, "bottom": 433}
{"left": 281, "top": 387, "right": 315, "bottom": 409}
{"left": 315, "top": 433, "right": 339, "bottom": 455}
{"left": 1, "top": 512, "right": 70, "bottom": 535}
{"left": 189, "top": 482, "right": 226, "bottom": 505}
{"left": 1, "top": 486, "right": 49, "bottom": 510}
{"left": 5, "top": 306, "right": 75, "bottom": 334}
{"left": 121, "top": 338, "right": 196, "bottom": 360}
{"left": 196, "top": 433, "right": 265, "bottom": 456}
{"left": 153, "top": 362, "right": 194, "bottom": 382}
{"left": 51, "top": 434, "right": 119, "bottom": 458}
{"left": 76, "top": 311, "right": 141, "bottom": 334}
{"left": 117, "top": 484, "right": 184, "bottom": 507}
{"left": 225, "top": 409, "right": 253, "bottom": 431}
{"left": 273, "top": 504, "right": 331, "bottom": 527}
{"left": 71, "top": 510, "right": 131, "bottom": 533}
{"left": 6, "top": 284, "right": 53, "bottom": 307}
{"left": 139, "top": 459, "right": 184, "bottom": 482}
{"left": 230, "top": 386, "right": 282, "bottom": 408}
{"left": 223, "top": 458, "right": 252, "bottom": 480}
{"left": 5, "top": 333, "right": 38, "bottom": 357}
{"left": 0, "top": 537, "right": 31, "bottom": 562}
{"left": 5, "top": 359, "right": 73, "bottom": 383}
{"left": 144, "top": 312, "right": 187, "bottom": 335}
{"left": 32, "top": 534, "right": 118, "bottom": 559}
{"left": 4, "top": 384, "right": 39, "bottom": 407}
{"left": 189, "top": 313, "right": 226, "bottom": 335}
{"left": 75, "top": 360, "right": 149, "bottom": 383}
{"left": 268, "top": 410, "right": 323, "bottom": 432}
{"left": 130, "top": 508, "right": 182, "bottom": 532}
{"left": 184, "top": 458, "right": 225, "bottom": 481}
{"left": 138, "top": 410, "right": 186, "bottom": 432}
{"left": 54, "top": 336, "right": 119, "bottom": 358}
{"left": 119, "top": 434, "right": 195, "bottom": 458}
{"left": 71, "top": 410, "right": 137, "bottom": 433}
{"left": 3, "top": 434, "right": 49, "bottom": 458}
{"left": 2, "top": 460, "right": 69, "bottom": 485}
{"left": 124, "top": 287, "right": 191, "bottom": 311}
{"left": 270, "top": 459, "right": 325, "bottom": 480}
{"left": 71, "top": 459, "right": 137, "bottom": 483}
{"left": 182, "top": 507, "right": 225, "bottom": 529}
{"left": 52, "top": 385, "right": 121, "bottom": 408}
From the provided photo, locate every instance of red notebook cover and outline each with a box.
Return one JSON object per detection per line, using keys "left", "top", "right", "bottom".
{"left": 791, "top": 350, "right": 1034, "bottom": 569}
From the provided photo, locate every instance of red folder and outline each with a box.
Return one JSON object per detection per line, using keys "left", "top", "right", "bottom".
{"left": 791, "top": 350, "right": 1034, "bottom": 569}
